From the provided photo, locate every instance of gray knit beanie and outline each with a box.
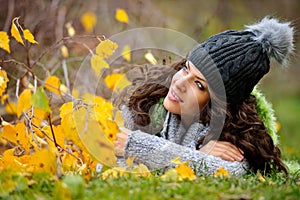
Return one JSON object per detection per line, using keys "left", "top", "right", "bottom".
{"left": 188, "top": 17, "right": 294, "bottom": 104}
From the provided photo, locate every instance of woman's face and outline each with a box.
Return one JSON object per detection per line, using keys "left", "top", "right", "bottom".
{"left": 163, "top": 60, "right": 210, "bottom": 117}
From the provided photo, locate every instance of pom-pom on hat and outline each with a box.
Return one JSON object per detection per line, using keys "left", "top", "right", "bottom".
{"left": 188, "top": 17, "right": 294, "bottom": 104}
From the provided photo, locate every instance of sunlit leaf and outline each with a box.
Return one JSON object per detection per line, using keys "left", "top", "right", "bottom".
{"left": 90, "top": 54, "right": 109, "bottom": 75}
{"left": 15, "top": 122, "right": 31, "bottom": 152}
{"left": 175, "top": 162, "right": 196, "bottom": 181}
{"left": 73, "top": 108, "right": 117, "bottom": 166}
{"left": 60, "top": 84, "right": 69, "bottom": 95}
{"left": 125, "top": 157, "right": 135, "bottom": 168}
{"left": 213, "top": 167, "right": 230, "bottom": 178}
{"left": 23, "top": 29, "right": 38, "bottom": 44}
{"left": 132, "top": 164, "right": 152, "bottom": 178}
{"left": 17, "top": 89, "right": 32, "bottom": 118}
{"left": 0, "top": 123, "right": 17, "bottom": 144}
{"left": 121, "top": 45, "right": 131, "bottom": 62}
{"left": 115, "top": 8, "right": 129, "bottom": 24}
{"left": 11, "top": 17, "right": 24, "bottom": 45}
{"left": 110, "top": 74, "right": 131, "bottom": 93}
{"left": 104, "top": 74, "right": 124, "bottom": 90}
{"left": 30, "top": 87, "right": 51, "bottom": 113}
{"left": 258, "top": 172, "right": 266, "bottom": 183}
{"left": 80, "top": 11, "right": 97, "bottom": 33}
{"left": 0, "top": 69, "right": 9, "bottom": 97}
{"left": 5, "top": 101, "right": 17, "bottom": 115}
{"left": 161, "top": 168, "right": 179, "bottom": 182}
{"left": 95, "top": 39, "right": 118, "bottom": 59}
{"left": 61, "top": 45, "right": 69, "bottom": 58}
{"left": 144, "top": 51, "right": 157, "bottom": 65}
{"left": 0, "top": 31, "right": 10, "bottom": 53}
{"left": 71, "top": 89, "right": 79, "bottom": 98}
{"left": 27, "top": 148, "right": 58, "bottom": 173}
{"left": 113, "top": 110, "right": 124, "bottom": 128}
{"left": 65, "top": 22, "right": 75, "bottom": 37}
{"left": 44, "top": 76, "right": 61, "bottom": 95}
{"left": 171, "top": 157, "right": 182, "bottom": 165}
{"left": 43, "top": 125, "right": 65, "bottom": 148}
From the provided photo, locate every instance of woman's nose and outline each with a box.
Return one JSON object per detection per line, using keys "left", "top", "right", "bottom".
{"left": 175, "top": 75, "right": 189, "bottom": 92}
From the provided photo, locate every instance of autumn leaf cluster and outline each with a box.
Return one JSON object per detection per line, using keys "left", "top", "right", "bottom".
{"left": 0, "top": 11, "right": 240, "bottom": 184}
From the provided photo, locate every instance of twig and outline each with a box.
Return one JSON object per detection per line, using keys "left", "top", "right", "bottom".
{"left": 31, "top": 35, "right": 100, "bottom": 69}
{"left": 62, "top": 59, "right": 70, "bottom": 93}
{"left": 48, "top": 114, "right": 58, "bottom": 148}
{"left": 16, "top": 79, "right": 20, "bottom": 98}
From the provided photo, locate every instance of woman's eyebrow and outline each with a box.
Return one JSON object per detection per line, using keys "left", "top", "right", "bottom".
{"left": 187, "top": 62, "right": 207, "bottom": 83}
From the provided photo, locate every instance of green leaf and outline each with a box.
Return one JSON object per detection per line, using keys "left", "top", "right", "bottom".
{"left": 30, "top": 87, "right": 51, "bottom": 112}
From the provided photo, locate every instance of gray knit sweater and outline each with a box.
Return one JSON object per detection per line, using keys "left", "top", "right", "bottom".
{"left": 121, "top": 107, "right": 249, "bottom": 176}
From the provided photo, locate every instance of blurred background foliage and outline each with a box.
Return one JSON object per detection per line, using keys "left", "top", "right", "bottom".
{"left": 0, "top": 0, "right": 299, "bottom": 161}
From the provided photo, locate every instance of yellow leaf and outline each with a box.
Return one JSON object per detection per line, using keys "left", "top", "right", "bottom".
{"left": 104, "top": 74, "right": 124, "bottom": 90}
{"left": 27, "top": 148, "right": 58, "bottom": 173}
{"left": 61, "top": 45, "right": 69, "bottom": 58}
{"left": 1, "top": 93, "right": 8, "bottom": 105}
{"left": 71, "top": 89, "right": 79, "bottom": 98}
{"left": 258, "top": 172, "right": 266, "bottom": 183}
{"left": 121, "top": 45, "right": 131, "bottom": 62}
{"left": 161, "top": 168, "right": 179, "bottom": 182}
{"left": 115, "top": 9, "right": 129, "bottom": 24}
{"left": 113, "top": 110, "right": 124, "bottom": 128}
{"left": 11, "top": 17, "right": 24, "bottom": 45}
{"left": 0, "top": 69, "right": 9, "bottom": 97}
{"left": 95, "top": 39, "right": 118, "bottom": 59}
{"left": 60, "top": 102, "right": 73, "bottom": 118}
{"left": 126, "top": 157, "right": 135, "bottom": 168}
{"left": 44, "top": 76, "right": 61, "bottom": 95}
{"left": 144, "top": 51, "right": 157, "bottom": 65}
{"left": 132, "top": 164, "right": 152, "bottom": 178}
{"left": 43, "top": 125, "right": 65, "bottom": 148}
{"left": 0, "top": 31, "right": 10, "bottom": 53}
{"left": 80, "top": 11, "right": 97, "bottom": 33}
{"left": 15, "top": 122, "right": 31, "bottom": 152}
{"left": 17, "top": 89, "right": 32, "bottom": 118}
{"left": 0, "top": 123, "right": 17, "bottom": 144}
{"left": 175, "top": 162, "right": 196, "bottom": 180}
{"left": 111, "top": 74, "right": 131, "bottom": 93}
{"left": 5, "top": 101, "right": 17, "bottom": 115}
{"left": 65, "top": 22, "right": 75, "bottom": 37}
{"left": 23, "top": 29, "right": 38, "bottom": 44}
{"left": 90, "top": 54, "right": 109, "bottom": 75}
{"left": 102, "top": 168, "right": 121, "bottom": 180}
{"left": 213, "top": 167, "right": 230, "bottom": 178}
{"left": 73, "top": 108, "right": 117, "bottom": 166}
{"left": 60, "top": 84, "right": 69, "bottom": 95}
{"left": 171, "top": 157, "right": 183, "bottom": 165}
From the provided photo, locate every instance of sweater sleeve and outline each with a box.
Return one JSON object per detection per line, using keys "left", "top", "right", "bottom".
{"left": 124, "top": 131, "right": 249, "bottom": 176}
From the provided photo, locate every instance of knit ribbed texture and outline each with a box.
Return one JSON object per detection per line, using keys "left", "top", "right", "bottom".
{"left": 188, "top": 30, "right": 269, "bottom": 104}
{"left": 120, "top": 107, "right": 249, "bottom": 175}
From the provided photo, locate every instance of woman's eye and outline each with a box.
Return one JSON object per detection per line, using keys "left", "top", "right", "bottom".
{"left": 196, "top": 81, "right": 204, "bottom": 90}
{"left": 182, "top": 64, "right": 189, "bottom": 73}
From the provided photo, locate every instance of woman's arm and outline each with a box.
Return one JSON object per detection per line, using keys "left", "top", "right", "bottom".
{"left": 123, "top": 130, "right": 249, "bottom": 176}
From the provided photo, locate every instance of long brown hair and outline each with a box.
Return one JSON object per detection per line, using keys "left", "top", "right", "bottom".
{"left": 115, "top": 59, "right": 288, "bottom": 175}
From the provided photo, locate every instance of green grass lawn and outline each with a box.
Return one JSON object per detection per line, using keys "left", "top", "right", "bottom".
{"left": 1, "top": 170, "right": 299, "bottom": 200}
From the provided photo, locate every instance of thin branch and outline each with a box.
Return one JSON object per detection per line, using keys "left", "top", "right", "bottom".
{"left": 31, "top": 35, "right": 101, "bottom": 69}
{"left": 48, "top": 114, "right": 58, "bottom": 148}
{"left": 16, "top": 79, "right": 20, "bottom": 98}
{"left": 62, "top": 59, "right": 70, "bottom": 93}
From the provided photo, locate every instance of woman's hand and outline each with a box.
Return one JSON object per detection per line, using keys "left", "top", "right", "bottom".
{"left": 199, "top": 140, "right": 244, "bottom": 162}
{"left": 114, "top": 127, "right": 132, "bottom": 157}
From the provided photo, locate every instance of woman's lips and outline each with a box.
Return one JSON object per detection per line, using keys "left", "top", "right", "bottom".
{"left": 168, "top": 89, "right": 183, "bottom": 102}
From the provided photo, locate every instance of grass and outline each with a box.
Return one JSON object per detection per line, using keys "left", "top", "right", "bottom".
{"left": 1, "top": 170, "right": 299, "bottom": 200}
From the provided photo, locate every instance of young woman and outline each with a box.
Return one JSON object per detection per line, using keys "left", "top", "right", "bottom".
{"left": 114, "top": 17, "right": 294, "bottom": 175}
